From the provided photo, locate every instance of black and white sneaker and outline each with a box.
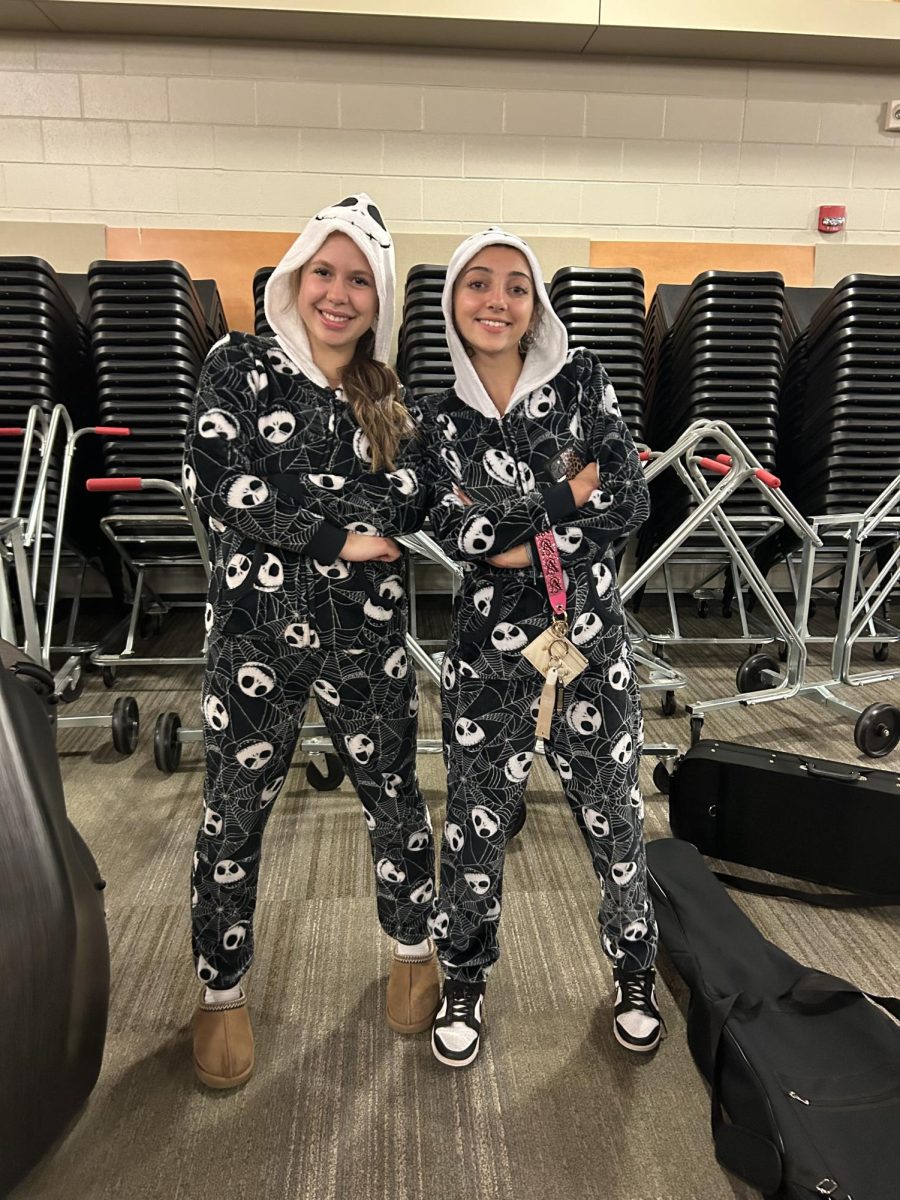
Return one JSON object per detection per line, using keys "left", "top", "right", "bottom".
{"left": 431, "top": 979, "right": 486, "bottom": 1068}
{"left": 612, "top": 966, "right": 662, "bottom": 1052}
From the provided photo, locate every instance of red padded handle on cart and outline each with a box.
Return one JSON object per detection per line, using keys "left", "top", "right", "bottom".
{"left": 0, "top": 427, "right": 24, "bottom": 436}
{"left": 639, "top": 450, "right": 651, "bottom": 461}
{"left": 698, "top": 457, "right": 730, "bottom": 476}
{"left": 755, "top": 469, "right": 781, "bottom": 489}
{"left": 94, "top": 426, "right": 130, "bottom": 436}
{"left": 716, "top": 454, "right": 732, "bottom": 465}
{"left": 86, "top": 477, "right": 143, "bottom": 492}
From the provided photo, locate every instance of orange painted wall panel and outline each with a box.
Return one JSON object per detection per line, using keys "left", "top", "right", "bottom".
{"left": 590, "top": 241, "right": 816, "bottom": 304}
{"left": 105, "top": 227, "right": 296, "bottom": 334}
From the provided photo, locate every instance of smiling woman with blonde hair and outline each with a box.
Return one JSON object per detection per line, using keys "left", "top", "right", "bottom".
{"left": 184, "top": 195, "right": 439, "bottom": 1089}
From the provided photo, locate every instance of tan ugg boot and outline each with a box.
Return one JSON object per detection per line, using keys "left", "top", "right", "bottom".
{"left": 386, "top": 944, "right": 441, "bottom": 1034}
{"left": 193, "top": 989, "right": 255, "bottom": 1089}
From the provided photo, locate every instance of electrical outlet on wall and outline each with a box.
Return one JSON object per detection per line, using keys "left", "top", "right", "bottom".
{"left": 884, "top": 101, "right": 900, "bottom": 132}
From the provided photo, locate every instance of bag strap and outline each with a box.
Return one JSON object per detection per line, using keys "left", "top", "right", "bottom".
{"left": 704, "top": 994, "right": 784, "bottom": 1193}
{"left": 533, "top": 530, "right": 567, "bottom": 622}
{"left": 713, "top": 870, "right": 900, "bottom": 909}
{"left": 780, "top": 971, "right": 900, "bottom": 1022}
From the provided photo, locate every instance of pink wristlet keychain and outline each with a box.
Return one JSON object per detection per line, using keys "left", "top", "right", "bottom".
{"left": 533, "top": 529, "right": 568, "bottom": 631}
{"left": 522, "top": 529, "right": 587, "bottom": 738}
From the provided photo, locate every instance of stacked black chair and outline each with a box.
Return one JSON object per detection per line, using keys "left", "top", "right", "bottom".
{"left": 641, "top": 271, "right": 786, "bottom": 558}
{"left": 549, "top": 267, "right": 646, "bottom": 442}
{"left": 86, "top": 259, "right": 223, "bottom": 523}
{"left": 253, "top": 267, "right": 274, "bottom": 336}
{"left": 777, "top": 275, "right": 900, "bottom": 516}
{"left": 397, "top": 264, "right": 452, "bottom": 398}
{"left": 195, "top": 278, "right": 229, "bottom": 344}
{"left": 0, "top": 257, "right": 100, "bottom": 561}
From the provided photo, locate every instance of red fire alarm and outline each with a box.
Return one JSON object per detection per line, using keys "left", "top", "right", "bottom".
{"left": 818, "top": 205, "right": 847, "bottom": 234}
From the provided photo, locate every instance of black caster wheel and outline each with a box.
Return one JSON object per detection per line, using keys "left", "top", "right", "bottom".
{"left": 652, "top": 761, "right": 671, "bottom": 795}
{"left": 306, "top": 753, "right": 344, "bottom": 791}
{"left": 854, "top": 703, "right": 900, "bottom": 759}
{"left": 508, "top": 800, "right": 527, "bottom": 838}
{"left": 111, "top": 695, "right": 139, "bottom": 755}
{"left": 660, "top": 690, "right": 677, "bottom": 717}
{"left": 59, "top": 671, "right": 84, "bottom": 703}
{"left": 721, "top": 602, "right": 732, "bottom": 619}
{"left": 102, "top": 666, "right": 116, "bottom": 689}
{"left": 735, "top": 652, "right": 780, "bottom": 694}
{"left": 873, "top": 642, "right": 890, "bottom": 662}
{"left": 690, "top": 716, "right": 704, "bottom": 746}
{"left": 697, "top": 599, "right": 709, "bottom": 619}
{"left": 778, "top": 641, "right": 788, "bottom": 663}
{"left": 154, "top": 710, "right": 182, "bottom": 773}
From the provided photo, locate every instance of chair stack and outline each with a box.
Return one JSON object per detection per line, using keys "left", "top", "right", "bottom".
{"left": 396, "top": 265, "right": 452, "bottom": 398}
{"left": 86, "top": 259, "right": 224, "bottom": 525}
{"left": 549, "top": 267, "right": 646, "bottom": 442}
{"left": 195, "top": 280, "right": 229, "bottom": 345}
{"left": 0, "top": 256, "right": 97, "bottom": 551}
{"left": 641, "top": 271, "right": 786, "bottom": 554}
{"left": 777, "top": 275, "right": 900, "bottom": 516}
{"left": 253, "top": 268, "right": 274, "bottom": 336}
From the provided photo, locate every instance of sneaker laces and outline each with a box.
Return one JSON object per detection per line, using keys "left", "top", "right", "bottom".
{"left": 445, "top": 981, "right": 480, "bottom": 1023}
{"left": 619, "top": 969, "right": 656, "bottom": 1014}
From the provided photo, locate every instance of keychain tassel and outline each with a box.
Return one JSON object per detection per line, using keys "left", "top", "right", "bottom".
{"left": 536, "top": 665, "right": 559, "bottom": 739}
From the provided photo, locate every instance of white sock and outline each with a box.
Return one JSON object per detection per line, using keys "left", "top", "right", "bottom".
{"left": 394, "top": 936, "right": 433, "bottom": 960}
{"left": 204, "top": 983, "right": 242, "bottom": 1006}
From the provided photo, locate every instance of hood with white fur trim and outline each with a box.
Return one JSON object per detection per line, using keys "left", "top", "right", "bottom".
{"left": 442, "top": 227, "right": 569, "bottom": 421}
{"left": 263, "top": 193, "right": 395, "bottom": 389}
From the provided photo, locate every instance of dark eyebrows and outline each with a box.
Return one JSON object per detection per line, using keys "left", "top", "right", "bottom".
{"left": 462, "top": 265, "right": 532, "bottom": 283}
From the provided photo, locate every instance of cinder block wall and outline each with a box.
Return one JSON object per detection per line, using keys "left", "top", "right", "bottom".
{"left": 1, "top": 33, "right": 899, "bottom": 244}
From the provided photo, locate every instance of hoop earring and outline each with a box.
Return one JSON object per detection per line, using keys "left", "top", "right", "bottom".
{"left": 519, "top": 329, "right": 535, "bottom": 353}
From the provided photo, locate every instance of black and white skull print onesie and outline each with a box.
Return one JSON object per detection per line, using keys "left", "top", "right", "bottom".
{"left": 185, "top": 195, "right": 434, "bottom": 992}
{"left": 420, "top": 227, "right": 658, "bottom": 985}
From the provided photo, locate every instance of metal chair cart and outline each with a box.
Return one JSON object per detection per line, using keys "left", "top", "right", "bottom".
{"left": 734, "top": 478, "right": 900, "bottom": 760}
{"left": 79, "top": 260, "right": 227, "bottom": 680}
{"left": 0, "top": 503, "right": 139, "bottom": 755}
{"left": 618, "top": 420, "right": 823, "bottom": 790}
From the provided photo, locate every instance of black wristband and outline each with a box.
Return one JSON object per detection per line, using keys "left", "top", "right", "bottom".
{"left": 542, "top": 481, "right": 579, "bottom": 523}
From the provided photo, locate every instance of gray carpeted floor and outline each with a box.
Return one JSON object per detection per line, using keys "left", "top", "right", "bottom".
{"left": 12, "top": 603, "right": 900, "bottom": 1200}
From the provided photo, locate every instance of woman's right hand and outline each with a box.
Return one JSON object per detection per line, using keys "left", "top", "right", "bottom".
{"left": 569, "top": 462, "right": 600, "bottom": 508}
{"left": 341, "top": 533, "right": 402, "bottom": 563}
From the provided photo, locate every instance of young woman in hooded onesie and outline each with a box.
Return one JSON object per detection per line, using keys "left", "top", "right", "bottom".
{"left": 418, "top": 228, "right": 662, "bottom": 1068}
{"left": 185, "top": 195, "right": 439, "bottom": 1089}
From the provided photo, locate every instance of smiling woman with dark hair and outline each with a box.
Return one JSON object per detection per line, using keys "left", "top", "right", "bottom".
{"left": 183, "top": 195, "right": 439, "bottom": 1090}
{"left": 419, "top": 227, "right": 662, "bottom": 1069}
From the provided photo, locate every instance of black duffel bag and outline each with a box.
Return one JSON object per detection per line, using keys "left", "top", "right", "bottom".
{"left": 647, "top": 837, "right": 900, "bottom": 1200}
{"left": 0, "top": 639, "right": 110, "bottom": 1197}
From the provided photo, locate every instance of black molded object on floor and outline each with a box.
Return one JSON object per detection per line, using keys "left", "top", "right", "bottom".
{"left": 647, "top": 837, "right": 900, "bottom": 1200}
{"left": 0, "top": 640, "right": 110, "bottom": 1198}
{"left": 667, "top": 739, "right": 900, "bottom": 900}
